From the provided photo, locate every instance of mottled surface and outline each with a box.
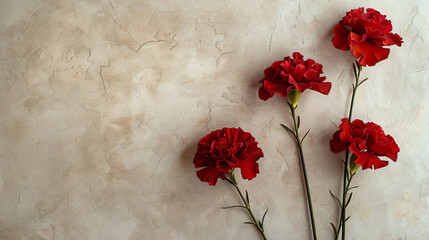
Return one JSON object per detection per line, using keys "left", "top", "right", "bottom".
{"left": 0, "top": 0, "right": 428, "bottom": 239}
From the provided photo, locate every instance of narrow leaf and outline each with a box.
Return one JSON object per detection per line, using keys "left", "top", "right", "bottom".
{"left": 352, "top": 63, "right": 358, "bottom": 80}
{"left": 348, "top": 186, "right": 359, "bottom": 191}
{"left": 330, "top": 190, "right": 342, "bottom": 207}
{"left": 280, "top": 124, "right": 296, "bottom": 138}
{"left": 244, "top": 221, "right": 255, "bottom": 225}
{"left": 337, "top": 220, "right": 342, "bottom": 234}
{"left": 345, "top": 216, "right": 351, "bottom": 222}
{"left": 345, "top": 192, "right": 353, "bottom": 207}
{"left": 262, "top": 208, "right": 269, "bottom": 226}
{"left": 330, "top": 222, "right": 337, "bottom": 235}
{"left": 348, "top": 172, "right": 353, "bottom": 182}
{"left": 358, "top": 78, "right": 369, "bottom": 87}
{"left": 222, "top": 205, "right": 246, "bottom": 209}
{"left": 245, "top": 190, "right": 249, "bottom": 205}
{"left": 287, "top": 101, "right": 294, "bottom": 111}
{"left": 301, "top": 128, "right": 310, "bottom": 143}
{"left": 297, "top": 115, "right": 301, "bottom": 129}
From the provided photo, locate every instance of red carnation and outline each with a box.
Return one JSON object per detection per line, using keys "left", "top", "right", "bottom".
{"left": 330, "top": 118, "right": 399, "bottom": 169}
{"left": 332, "top": 7, "right": 403, "bottom": 66}
{"left": 193, "top": 128, "right": 264, "bottom": 186}
{"left": 258, "top": 52, "right": 331, "bottom": 101}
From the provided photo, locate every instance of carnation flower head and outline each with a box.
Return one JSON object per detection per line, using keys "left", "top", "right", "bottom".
{"left": 330, "top": 118, "right": 400, "bottom": 170}
{"left": 258, "top": 52, "right": 331, "bottom": 103}
{"left": 332, "top": 7, "right": 403, "bottom": 66}
{"left": 193, "top": 128, "right": 264, "bottom": 186}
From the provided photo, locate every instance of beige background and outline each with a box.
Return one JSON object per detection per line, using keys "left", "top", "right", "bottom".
{"left": 0, "top": 0, "right": 428, "bottom": 239}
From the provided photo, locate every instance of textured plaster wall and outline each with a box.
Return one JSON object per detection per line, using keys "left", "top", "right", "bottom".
{"left": 0, "top": 0, "right": 428, "bottom": 239}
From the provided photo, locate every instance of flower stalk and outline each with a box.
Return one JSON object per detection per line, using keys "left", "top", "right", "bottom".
{"left": 335, "top": 62, "right": 367, "bottom": 240}
{"left": 225, "top": 170, "right": 268, "bottom": 240}
{"left": 331, "top": 157, "right": 357, "bottom": 239}
{"left": 258, "top": 52, "right": 330, "bottom": 240}
{"left": 281, "top": 101, "right": 317, "bottom": 240}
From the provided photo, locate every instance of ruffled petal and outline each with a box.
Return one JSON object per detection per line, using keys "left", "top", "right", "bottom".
{"left": 287, "top": 74, "right": 308, "bottom": 93}
{"left": 238, "top": 149, "right": 262, "bottom": 180}
{"left": 332, "top": 23, "right": 351, "bottom": 50}
{"left": 264, "top": 79, "right": 291, "bottom": 97}
{"left": 330, "top": 139, "right": 349, "bottom": 153}
{"left": 196, "top": 166, "right": 229, "bottom": 186}
{"left": 309, "top": 81, "right": 331, "bottom": 95}
{"left": 350, "top": 143, "right": 389, "bottom": 169}
{"left": 258, "top": 86, "right": 274, "bottom": 100}
{"left": 349, "top": 39, "right": 390, "bottom": 66}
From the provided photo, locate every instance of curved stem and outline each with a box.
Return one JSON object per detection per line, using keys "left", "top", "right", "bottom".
{"left": 339, "top": 62, "right": 362, "bottom": 240}
{"left": 289, "top": 104, "right": 318, "bottom": 240}
{"left": 226, "top": 171, "right": 268, "bottom": 240}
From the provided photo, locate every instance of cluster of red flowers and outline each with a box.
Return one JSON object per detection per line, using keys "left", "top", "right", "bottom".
{"left": 192, "top": 7, "right": 403, "bottom": 240}
{"left": 193, "top": 128, "right": 263, "bottom": 186}
{"left": 193, "top": 8, "right": 402, "bottom": 180}
{"left": 332, "top": 7, "right": 403, "bottom": 66}
{"left": 258, "top": 52, "right": 331, "bottom": 101}
{"left": 330, "top": 118, "right": 400, "bottom": 169}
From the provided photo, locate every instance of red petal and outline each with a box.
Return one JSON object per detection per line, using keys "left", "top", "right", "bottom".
{"left": 367, "top": 133, "right": 400, "bottom": 162}
{"left": 293, "top": 64, "right": 307, "bottom": 81}
{"left": 237, "top": 139, "right": 263, "bottom": 180}
{"left": 238, "top": 153, "right": 262, "bottom": 180}
{"left": 349, "top": 32, "right": 366, "bottom": 43}
{"left": 309, "top": 81, "right": 331, "bottom": 95}
{"left": 287, "top": 75, "right": 308, "bottom": 93}
{"left": 293, "top": 52, "right": 304, "bottom": 59}
{"left": 380, "top": 33, "right": 403, "bottom": 46}
{"left": 330, "top": 130, "right": 349, "bottom": 153}
{"left": 386, "top": 136, "right": 400, "bottom": 161}
{"left": 196, "top": 166, "right": 229, "bottom": 186}
{"left": 350, "top": 143, "right": 389, "bottom": 169}
{"left": 332, "top": 23, "right": 351, "bottom": 51}
{"left": 339, "top": 119, "right": 354, "bottom": 143}
{"left": 304, "top": 69, "right": 318, "bottom": 81}
{"left": 264, "top": 79, "right": 291, "bottom": 97}
{"left": 258, "top": 86, "right": 274, "bottom": 100}
{"left": 349, "top": 39, "right": 390, "bottom": 66}
{"left": 264, "top": 61, "right": 282, "bottom": 79}
{"left": 330, "top": 140, "right": 348, "bottom": 153}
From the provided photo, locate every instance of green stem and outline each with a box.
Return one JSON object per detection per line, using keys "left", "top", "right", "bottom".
{"left": 339, "top": 62, "right": 362, "bottom": 240}
{"left": 226, "top": 171, "right": 268, "bottom": 240}
{"left": 289, "top": 104, "right": 318, "bottom": 240}
{"left": 335, "top": 168, "right": 356, "bottom": 239}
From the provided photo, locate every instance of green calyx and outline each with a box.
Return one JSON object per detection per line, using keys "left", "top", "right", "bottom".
{"left": 288, "top": 89, "right": 301, "bottom": 108}
{"left": 349, "top": 154, "right": 360, "bottom": 175}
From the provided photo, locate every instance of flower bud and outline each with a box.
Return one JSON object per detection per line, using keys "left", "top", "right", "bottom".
{"left": 288, "top": 89, "right": 301, "bottom": 108}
